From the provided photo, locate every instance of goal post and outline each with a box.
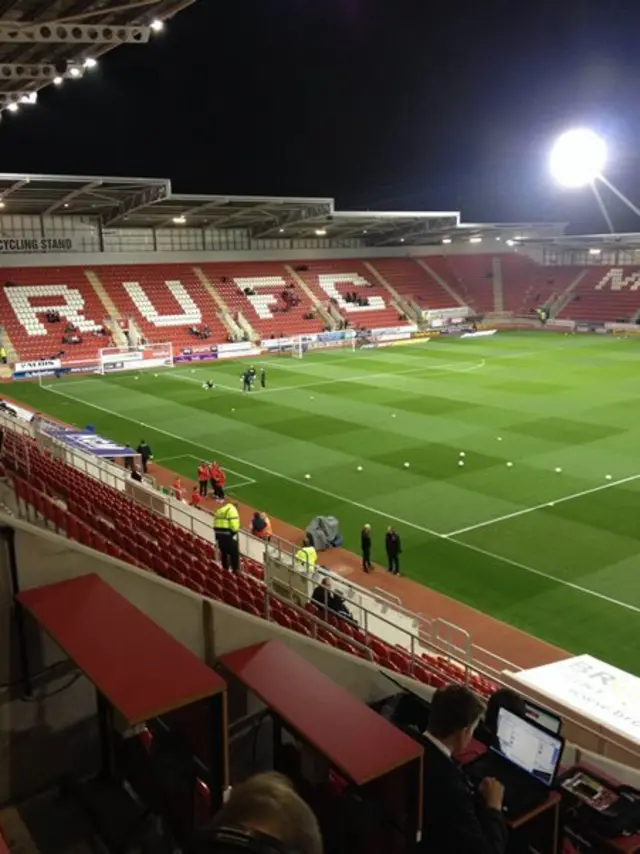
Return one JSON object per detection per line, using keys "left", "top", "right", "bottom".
{"left": 292, "top": 331, "right": 356, "bottom": 358}
{"left": 97, "top": 342, "right": 174, "bottom": 375}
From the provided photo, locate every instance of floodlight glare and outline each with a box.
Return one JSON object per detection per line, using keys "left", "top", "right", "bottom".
{"left": 151, "top": 18, "right": 164, "bottom": 31}
{"left": 549, "top": 128, "right": 606, "bottom": 188}
{"left": 7, "top": 102, "right": 18, "bottom": 112}
{"left": 53, "top": 76, "right": 63, "bottom": 85}
{"left": 84, "top": 58, "right": 97, "bottom": 69}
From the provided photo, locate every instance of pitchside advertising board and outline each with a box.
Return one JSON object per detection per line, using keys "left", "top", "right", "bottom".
{"left": 43, "top": 427, "right": 137, "bottom": 458}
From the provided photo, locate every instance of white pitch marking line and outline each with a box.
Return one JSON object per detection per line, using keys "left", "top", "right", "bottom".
{"left": 443, "top": 472, "right": 640, "bottom": 537}
{"left": 169, "top": 358, "right": 486, "bottom": 395}
{"left": 41, "top": 383, "right": 640, "bottom": 617}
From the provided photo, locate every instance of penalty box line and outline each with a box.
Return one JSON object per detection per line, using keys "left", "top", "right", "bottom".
{"left": 40, "top": 381, "right": 640, "bottom": 618}
{"left": 443, "top": 471, "right": 640, "bottom": 537}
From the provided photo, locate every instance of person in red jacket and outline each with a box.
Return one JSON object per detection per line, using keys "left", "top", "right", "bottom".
{"left": 190, "top": 486, "right": 203, "bottom": 507}
{"left": 209, "top": 461, "right": 219, "bottom": 498}
{"left": 212, "top": 465, "right": 226, "bottom": 501}
{"left": 197, "top": 461, "right": 209, "bottom": 497}
{"left": 172, "top": 476, "right": 184, "bottom": 502}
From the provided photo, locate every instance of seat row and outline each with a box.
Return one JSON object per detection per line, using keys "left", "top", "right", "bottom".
{"left": 3, "top": 430, "right": 495, "bottom": 697}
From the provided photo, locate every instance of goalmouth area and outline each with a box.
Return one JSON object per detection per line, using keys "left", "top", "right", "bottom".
{"left": 7, "top": 330, "right": 640, "bottom": 674}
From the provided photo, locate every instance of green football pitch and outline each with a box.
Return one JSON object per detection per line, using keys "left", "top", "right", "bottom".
{"left": 7, "top": 332, "right": 640, "bottom": 673}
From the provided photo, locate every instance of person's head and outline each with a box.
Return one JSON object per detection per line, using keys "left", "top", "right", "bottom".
{"left": 387, "top": 526, "right": 394, "bottom": 534}
{"left": 484, "top": 688, "right": 527, "bottom": 737}
{"left": 321, "top": 578, "right": 331, "bottom": 589}
{"left": 207, "top": 772, "right": 322, "bottom": 854}
{"left": 428, "top": 685, "right": 485, "bottom": 754}
{"left": 363, "top": 523, "right": 371, "bottom": 532}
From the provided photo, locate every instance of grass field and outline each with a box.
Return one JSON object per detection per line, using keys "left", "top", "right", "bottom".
{"left": 7, "top": 331, "right": 640, "bottom": 673}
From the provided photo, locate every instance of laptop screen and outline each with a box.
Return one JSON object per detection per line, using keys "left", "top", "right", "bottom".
{"left": 524, "top": 700, "right": 562, "bottom": 735}
{"left": 492, "top": 708, "right": 563, "bottom": 787}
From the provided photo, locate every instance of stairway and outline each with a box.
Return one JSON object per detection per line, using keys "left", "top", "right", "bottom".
{"left": 0, "top": 327, "right": 17, "bottom": 363}
{"left": 549, "top": 269, "right": 589, "bottom": 318}
{"left": 364, "top": 261, "right": 418, "bottom": 322}
{"left": 414, "top": 259, "right": 467, "bottom": 307}
{"left": 84, "top": 270, "right": 128, "bottom": 347}
{"left": 285, "top": 265, "right": 336, "bottom": 329}
{"left": 193, "top": 267, "right": 246, "bottom": 340}
{"left": 492, "top": 257, "right": 504, "bottom": 313}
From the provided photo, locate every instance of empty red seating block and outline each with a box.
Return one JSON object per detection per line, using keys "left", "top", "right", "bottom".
{"left": 557, "top": 266, "right": 640, "bottom": 323}
{"left": 371, "top": 258, "right": 457, "bottom": 312}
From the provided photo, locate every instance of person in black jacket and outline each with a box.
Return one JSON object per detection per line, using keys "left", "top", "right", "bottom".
{"left": 360, "top": 523, "right": 373, "bottom": 573}
{"left": 385, "top": 526, "right": 401, "bottom": 575}
{"left": 420, "top": 685, "right": 508, "bottom": 854}
{"left": 136, "top": 439, "right": 153, "bottom": 474}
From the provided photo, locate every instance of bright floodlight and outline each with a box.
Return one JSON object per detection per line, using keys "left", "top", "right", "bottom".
{"left": 550, "top": 129, "right": 606, "bottom": 188}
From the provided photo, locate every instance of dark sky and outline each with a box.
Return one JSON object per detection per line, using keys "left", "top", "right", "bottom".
{"left": 1, "top": 0, "right": 640, "bottom": 232}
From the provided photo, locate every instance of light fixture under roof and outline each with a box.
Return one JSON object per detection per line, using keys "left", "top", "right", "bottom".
{"left": 442, "top": 237, "right": 452, "bottom": 244}
{"left": 7, "top": 102, "right": 18, "bottom": 112}
{"left": 69, "top": 66, "right": 82, "bottom": 78}
{"left": 469, "top": 236, "right": 482, "bottom": 244}
{"left": 53, "top": 76, "right": 63, "bottom": 85}
{"left": 173, "top": 215, "right": 187, "bottom": 225}
{"left": 589, "top": 247, "right": 602, "bottom": 255}
{"left": 0, "top": 202, "right": 5, "bottom": 209}
{"left": 84, "top": 58, "right": 97, "bottom": 69}
{"left": 314, "top": 228, "right": 327, "bottom": 236}
{"left": 151, "top": 18, "right": 164, "bottom": 31}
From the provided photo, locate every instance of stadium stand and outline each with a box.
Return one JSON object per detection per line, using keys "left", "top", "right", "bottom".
{"left": 432, "top": 254, "right": 496, "bottom": 314}
{"left": 371, "top": 257, "right": 459, "bottom": 311}
{"left": 1, "top": 426, "right": 496, "bottom": 698}
{"left": 296, "top": 259, "right": 404, "bottom": 328}
{"left": 199, "top": 261, "right": 325, "bottom": 338}
{"left": 6, "top": 259, "right": 640, "bottom": 365}
{"left": 556, "top": 265, "right": 640, "bottom": 322}
{"left": 96, "top": 263, "right": 228, "bottom": 348}
{"left": 0, "top": 266, "right": 110, "bottom": 363}
{"left": 499, "top": 253, "right": 561, "bottom": 314}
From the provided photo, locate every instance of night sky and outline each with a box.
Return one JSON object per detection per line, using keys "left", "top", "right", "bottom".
{"left": 1, "top": 0, "right": 640, "bottom": 233}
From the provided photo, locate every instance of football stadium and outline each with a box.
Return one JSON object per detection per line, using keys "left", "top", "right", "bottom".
{"left": 1, "top": 3, "right": 640, "bottom": 854}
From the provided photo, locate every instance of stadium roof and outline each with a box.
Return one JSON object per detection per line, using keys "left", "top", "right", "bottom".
{"left": 0, "top": 172, "right": 567, "bottom": 246}
{"left": 0, "top": 0, "right": 197, "bottom": 108}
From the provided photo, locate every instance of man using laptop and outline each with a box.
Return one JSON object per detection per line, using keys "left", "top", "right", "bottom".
{"left": 421, "top": 685, "right": 508, "bottom": 854}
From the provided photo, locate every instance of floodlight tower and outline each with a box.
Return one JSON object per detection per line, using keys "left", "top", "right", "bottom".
{"left": 549, "top": 128, "right": 640, "bottom": 233}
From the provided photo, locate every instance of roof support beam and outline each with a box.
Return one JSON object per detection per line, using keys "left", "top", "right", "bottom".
{"left": 153, "top": 198, "right": 231, "bottom": 230}
{"left": 102, "top": 182, "right": 169, "bottom": 226}
{"left": 0, "top": 24, "right": 150, "bottom": 45}
{"left": 0, "top": 63, "right": 57, "bottom": 80}
{"left": 43, "top": 180, "right": 103, "bottom": 215}
{"left": 251, "top": 203, "right": 333, "bottom": 239}
{"left": 0, "top": 178, "right": 29, "bottom": 202}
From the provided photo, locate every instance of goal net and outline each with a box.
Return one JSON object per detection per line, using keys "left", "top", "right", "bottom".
{"left": 97, "top": 342, "right": 174, "bottom": 375}
{"left": 268, "top": 332, "right": 356, "bottom": 359}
